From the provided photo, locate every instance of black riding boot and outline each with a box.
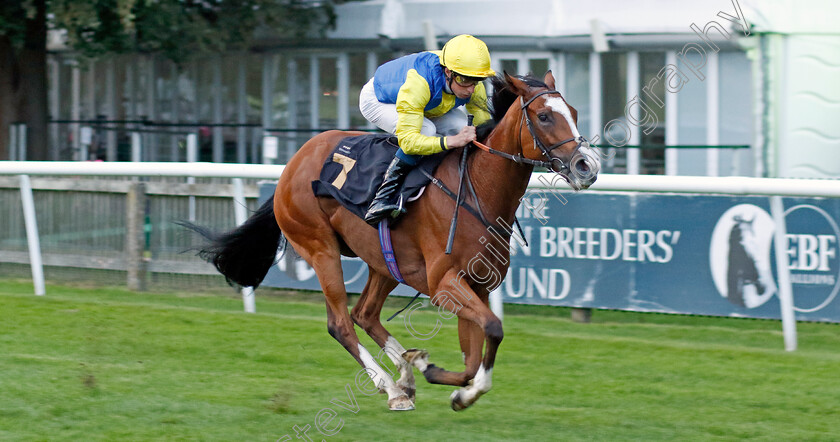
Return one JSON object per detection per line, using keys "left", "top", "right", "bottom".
{"left": 364, "top": 156, "right": 413, "bottom": 224}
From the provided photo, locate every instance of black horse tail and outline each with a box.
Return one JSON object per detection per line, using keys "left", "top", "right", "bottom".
{"left": 179, "top": 196, "right": 282, "bottom": 289}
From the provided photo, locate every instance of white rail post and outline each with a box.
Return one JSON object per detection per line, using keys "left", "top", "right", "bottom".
{"left": 126, "top": 182, "right": 147, "bottom": 291}
{"left": 19, "top": 175, "right": 45, "bottom": 295}
{"left": 233, "top": 178, "right": 256, "bottom": 313}
{"left": 770, "top": 195, "right": 797, "bottom": 351}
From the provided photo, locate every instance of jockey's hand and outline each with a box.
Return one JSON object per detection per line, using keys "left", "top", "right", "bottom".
{"left": 445, "top": 125, "right": 477, "bottom": 149}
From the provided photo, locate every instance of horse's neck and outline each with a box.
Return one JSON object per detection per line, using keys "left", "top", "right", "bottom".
{"left": 468, "top": 114, "right": 534, "bottom": 224}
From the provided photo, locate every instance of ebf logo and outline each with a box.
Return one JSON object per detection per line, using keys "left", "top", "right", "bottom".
{"left": 709, "top": 204, "right": 840, "bottom": 312}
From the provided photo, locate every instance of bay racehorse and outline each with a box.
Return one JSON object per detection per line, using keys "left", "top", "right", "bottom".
{"left": 184, "top": 71, "right": 601, "bottom": 411}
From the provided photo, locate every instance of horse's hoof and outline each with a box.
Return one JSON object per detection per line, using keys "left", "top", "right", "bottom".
{"left": 402, "top": 349, "right": 430, "bottom": 373}
{"left": 403, "top": 387, "right": 416, "bottom": 403}
{"left": 388, "top": 394, "right": 415, "bottom": 411}
{"left": 449, "top": 389, "right": 469, "bottom": 412}
{"left": 402, "top": 349, "right": 429, "bottom": 364}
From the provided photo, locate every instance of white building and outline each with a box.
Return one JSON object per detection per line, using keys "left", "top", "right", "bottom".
{"left": 46, "top": 0, "right": 840, "bottom": 178}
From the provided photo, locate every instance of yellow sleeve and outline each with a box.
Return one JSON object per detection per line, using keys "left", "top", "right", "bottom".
{"left": 395, "top": 69, "right": 447, "bottom": 155}
{"left": 466, "top": 82, "right": 492, "bottom": 127}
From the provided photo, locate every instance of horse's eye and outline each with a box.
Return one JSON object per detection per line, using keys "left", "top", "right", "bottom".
{"left": 538, "top": 113, "right": 549, "bottom": 122}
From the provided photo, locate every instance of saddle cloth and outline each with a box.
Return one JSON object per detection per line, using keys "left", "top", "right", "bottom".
{"left": 311, "top": 133, "right": 448, "bottom": 220}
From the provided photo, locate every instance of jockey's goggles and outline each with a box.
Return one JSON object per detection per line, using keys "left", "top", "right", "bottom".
{"left": 452, "top": 73, "right": 484, "bottom": 88}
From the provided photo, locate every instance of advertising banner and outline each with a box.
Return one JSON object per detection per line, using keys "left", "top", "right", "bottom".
{"left": 260, "top": 185, "right": 840, "bottom": 323}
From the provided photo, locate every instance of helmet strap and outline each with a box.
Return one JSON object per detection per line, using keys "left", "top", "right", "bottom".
{"left": 444, "top": 69, "right": 455, "bottom": 94}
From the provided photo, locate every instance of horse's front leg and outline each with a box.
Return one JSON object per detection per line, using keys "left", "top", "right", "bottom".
{"left": 404, "top": 269, "right": 502, "bottom": 410}
{"left": 449, "top": 317, "right": 489, "bottom": 411}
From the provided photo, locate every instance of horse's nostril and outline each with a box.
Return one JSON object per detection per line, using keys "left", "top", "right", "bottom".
{"left": 574, "top": 159, "right": 590, "bottom": 174}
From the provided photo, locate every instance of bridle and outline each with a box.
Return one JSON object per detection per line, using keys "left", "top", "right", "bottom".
{"left": 472, "top": 89, "right": 589, "bottom": 179}
{"left": 520, "top": 89, "right": 589, "bottom": 177}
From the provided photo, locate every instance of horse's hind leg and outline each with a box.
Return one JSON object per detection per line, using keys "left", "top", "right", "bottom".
{"left": 350, "top": 269, "right": 416, "bottom": 403}
{"left": 303, "top": 249, "right": 414, "bottom": 411}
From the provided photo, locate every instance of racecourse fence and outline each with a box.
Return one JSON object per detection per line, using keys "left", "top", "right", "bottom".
{"left": 0, "top": 173, "right": 262, "bottom": 291}
{"left": 2, "top": 161, "right": 840, "bottom": 350}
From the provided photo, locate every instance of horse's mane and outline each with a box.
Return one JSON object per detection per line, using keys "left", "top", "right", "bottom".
{"left": 476, "top": 73, "right": 549, "bottom": 142}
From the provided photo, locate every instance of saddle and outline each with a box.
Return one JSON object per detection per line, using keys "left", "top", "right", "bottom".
{"left": 311, "top": 134, "right": 448, "bottom": 220}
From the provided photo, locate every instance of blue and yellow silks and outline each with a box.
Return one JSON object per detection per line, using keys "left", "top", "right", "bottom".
{"left": 373, "top": 51, "right": 491, "bottom": 155}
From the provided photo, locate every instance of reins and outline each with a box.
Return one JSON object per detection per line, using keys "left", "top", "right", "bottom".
{"left": 470, "top": 139, "right": 550, "bottom": 168}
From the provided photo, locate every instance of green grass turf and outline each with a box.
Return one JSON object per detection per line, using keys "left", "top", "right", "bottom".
{"left": 1, "top": 279, "right": 838, "bottom": 441}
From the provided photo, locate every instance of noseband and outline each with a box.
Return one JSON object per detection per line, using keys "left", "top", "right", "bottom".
{"left": 519, "top": 90, "right": 589, "bottom": 176}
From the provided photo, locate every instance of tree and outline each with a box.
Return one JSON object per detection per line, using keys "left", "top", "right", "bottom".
{"left": 0, "top": 0, "right": 335, "bottom": 160}
{"left": 0, "top": 0, "right": 48, "bottom": 160}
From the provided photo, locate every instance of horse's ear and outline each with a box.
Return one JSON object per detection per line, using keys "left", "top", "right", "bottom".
{"left": 543, "top": 70, "right": 556, "bottom": 90}
{"left": 504, "top": 72, "right": 530, "bottom": 96}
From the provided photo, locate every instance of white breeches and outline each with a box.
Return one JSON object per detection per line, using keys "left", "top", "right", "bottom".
{"left": 359, "top": 78, "right": 467, "bottom": 138}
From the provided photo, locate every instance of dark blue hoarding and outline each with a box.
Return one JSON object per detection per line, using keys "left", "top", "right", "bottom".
{"left": 260, "top": 184, "right": 840, "bottom": 323}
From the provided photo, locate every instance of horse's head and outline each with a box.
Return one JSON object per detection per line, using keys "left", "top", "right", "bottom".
{"left": 504, "top": 71, "right": 601, "bottom": 190}
{"left": 733, "top": 215, "right": 756, "bottom": 235}
{"left": 730, "top": 214, "right": 758, "bottom": 254}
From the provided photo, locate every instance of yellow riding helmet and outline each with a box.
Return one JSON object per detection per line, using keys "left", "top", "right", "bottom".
{"left": 439, "top": 35, "right": 496, "bottom": 78}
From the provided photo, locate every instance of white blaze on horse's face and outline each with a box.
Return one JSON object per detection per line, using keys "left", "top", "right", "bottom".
{"left": 544, "top": 96, "right": 601, "bottom": 190}
{"left": 544, "top": 96, "right": 581, "bottom": 139}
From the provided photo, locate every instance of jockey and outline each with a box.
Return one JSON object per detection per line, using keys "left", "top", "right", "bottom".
{"left": 359, "top": 34, "right": 496, "bottom": 224}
